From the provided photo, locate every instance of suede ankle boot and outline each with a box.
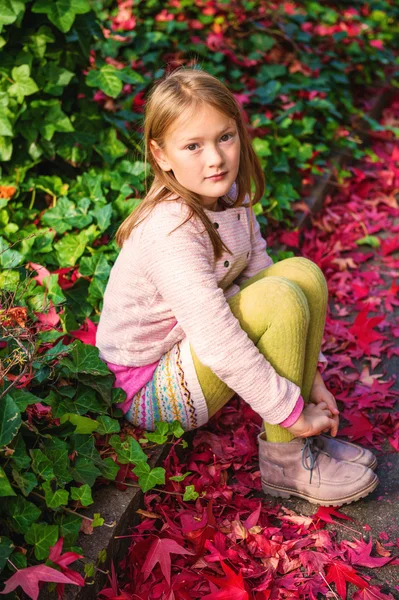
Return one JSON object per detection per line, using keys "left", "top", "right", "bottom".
{"left": 311, "top": 433, "right": 377, "bottom": 470}
{"left": 260, "top": 424, "right": 377, "bottom": 471}
{"left": 258, "top": 433, "right": 379, "bottom": 506}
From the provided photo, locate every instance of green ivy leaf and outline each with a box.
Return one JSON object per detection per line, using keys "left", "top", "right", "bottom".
{"left": 60, "top": 413, "right": 98, "bottom": 434}
{"left": 96, "top": 415, "right": 120, "bottom": 435}
{"left": 10, "top": 433, "right": 31, "bottom": 469}
{"left": 183, "top": 485, "right": 199, "bottom": 501}
{"left": 169, "top": 471, "right": 192, "bottom": 482}
{"left": 32, "top": 0, "right": 91, "bottom": 33}
{"left": 0, "top": 135, "right": 12, "bottom": 161}
{"left": 355, "top": 235, "right": 381, "bottom": 248}
{"left": 0, "top": 395, "right": 21, "bottom": 446}
{"left": 8, "top": 65, "right": 39, "bottom": 103}
{"left": 70, "top": 483, "right": 93, "bottom": 506}
{"left": 42, "top": 437, "right": 72, "bottom": 486}
{"left": 30, "top": 449, "right": 55, "bottom": 481}
{"left": 54, "top": 230, "right": 89, "bottom": 267}
{"left": 6, "top": 496, "right": 42, "bottom": 534}
{"left": 92, "top": 513, "right": 104, "bottom": 528}
{"left": 0, "top": 0, "right": 26, "bottom": 32}
{"left": 0, "top": 115, "right": 13, "bottom": 136}
{"left": 109, "top": 434, "right": 148, "bottom": 465}
{"left": 96, "top": 128, "right": 127, "bottom": 164}
{"left": 133, "top": 462, "right": 165, "bottom": 493}
{"left": 0, "top": 236, "right": 23, "bottom": 268}
{"left": 144, "top": 421, "right": 169, "bottom": 444}
{"left": 0, "top": 466, "right": 16, "bottom": 497}
{"left": 70, "top": 457, "right": 101, "bottom": 486}
{"left": 0, "top": 536, "right": 14, "bottom": 571}
{"left": 86, "top": 65, "right": 123, "bottom": 98}
{"left": 55, "top": 513, "right": 82, "bottom": 547}
{"left": 24, "top": 523, "right": 59, "bottom": 560}
{"left": 60, "top": 340, "right": 110, "bottom": 376}
{"left": 97, "top": 457, "right": 119, "bottom": 481}
{"left": 11, "top": 469, "right": 38, "bottom": 497}
{"left": 42, "top": 480, "right": 69, "bottom": 508}
{"left": 7, "top": 389, "right": 40, "bottom": 412}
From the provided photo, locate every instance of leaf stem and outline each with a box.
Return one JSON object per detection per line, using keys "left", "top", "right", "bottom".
{"left": 119, "top": 481, "right": 184, "bottom": 496}
{"left": 30, "top": 491, "right": 116, "bottom": 527}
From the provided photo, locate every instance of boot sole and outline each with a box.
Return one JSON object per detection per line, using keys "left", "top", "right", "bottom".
{"left": 261, "top": 474, "right": 379, "bottom": 507}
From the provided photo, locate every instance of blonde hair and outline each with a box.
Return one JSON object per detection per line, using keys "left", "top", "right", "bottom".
{"left": 115, "top": 66, "right": 265, "bottom": 260}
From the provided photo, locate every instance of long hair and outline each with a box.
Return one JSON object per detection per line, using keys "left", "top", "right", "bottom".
{"left": 115, "top": 67, "right": 265, "bottom": 260}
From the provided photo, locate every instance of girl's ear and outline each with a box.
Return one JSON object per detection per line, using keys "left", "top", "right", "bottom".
{"left": 149, "top": 140, "right": 173, "bottom": 172}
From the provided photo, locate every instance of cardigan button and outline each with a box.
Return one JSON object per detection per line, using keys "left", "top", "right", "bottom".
{"left": 224, "top": 260, "right": 229, "bottom": 267}
{"left": 237, "top": 214, "right": 240, "bottom": 220}
{"left": 213, "top": 222, "right": 219, "bottom": 229}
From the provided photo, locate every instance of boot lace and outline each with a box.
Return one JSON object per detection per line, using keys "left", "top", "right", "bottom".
{"left": 301, "top": 437, "right": 321, "bottom": 484}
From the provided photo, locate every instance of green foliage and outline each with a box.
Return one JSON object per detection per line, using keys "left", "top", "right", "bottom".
{"left": 1, "top": 0, "right": 399, "bottom": 589}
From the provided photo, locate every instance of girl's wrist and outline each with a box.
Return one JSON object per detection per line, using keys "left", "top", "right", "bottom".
{"left": 279, "top": 395, "right": 304, "bottom": 428}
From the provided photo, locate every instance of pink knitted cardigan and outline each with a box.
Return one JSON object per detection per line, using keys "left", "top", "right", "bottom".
{"left": 96, "top": 183, "right": 326, "bottom": 424}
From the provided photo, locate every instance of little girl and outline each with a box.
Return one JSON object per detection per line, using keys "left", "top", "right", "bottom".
{"left": 96, "top": 67, "right": 378, "bottom": 507}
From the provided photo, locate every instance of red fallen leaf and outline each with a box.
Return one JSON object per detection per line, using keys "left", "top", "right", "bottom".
{"left": 353, "top": 585, "right": 396, "bottom": 599}
{"left": 28, "top": 262, "right": 51, "bottom": 286}
{"left": 325, "top": 560, "right": 369, "bottom": 598}
{"left": 0, "top": 565, "right": 80, "bottom": 600}
{"left": 313, "top": 506, "right": 354, "bottom": 524}
{"left": 345, "top": 537, "right": 393, "bottom": 568}
{"left": 141, "top": 536, "right": 193, "bottom": 586}
{"left": 98, "top": 562, "right": 132, "bottom": 599}
{"left": 299, "top": 550, "right": 329, "bottom": 576}
{"left": 182, "top": 500, "right": 217, "bottom": 557}
{"left": 243, "top": 501, "right": 261, "bottom": 530}
{"left": 202, "top": 561, "right": 249, "bottom": 600}
{"left": 35, "top": 301, "right": 60, "bottom": 329}
{"left": 339, "top": 413, "right": 374, "bottom": 442}
{"left": 204, "top": 532, "right": 239, "bottom": 563}
{"left": 48, "top": 537, "right": 84, "bottom": 597}
{"left": 380, "top": 237, "right": 399, "bottom": 256}
{"left": 347, "top": 309, "right": 386, "bottom": 355}
{"left": 69, "top": 318, "right": 97, "bottom": 346}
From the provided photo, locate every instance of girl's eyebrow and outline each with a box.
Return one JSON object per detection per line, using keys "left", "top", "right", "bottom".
{"left": 178, "top": 125, "right": 234, "bottom": 144}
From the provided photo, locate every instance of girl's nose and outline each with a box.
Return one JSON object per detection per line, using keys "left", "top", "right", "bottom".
{"left": 206, "top": 146, "right": 224, "bottom": 166}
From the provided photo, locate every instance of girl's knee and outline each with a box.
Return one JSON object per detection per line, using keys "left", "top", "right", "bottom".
{"left": 279, "top": 257, "right": 327, "bottom": 300}
{"left": 254, "top": 276, "right": 310, "bottom": 323}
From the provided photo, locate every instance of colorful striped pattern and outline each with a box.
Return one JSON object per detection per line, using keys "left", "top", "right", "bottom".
{"left": 125, "top": 341, "right": 198, "bottom": 431}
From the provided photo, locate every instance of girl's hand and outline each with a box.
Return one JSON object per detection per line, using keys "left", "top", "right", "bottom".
{"left": 310, "top": 373, "right": 340, "bottom": 437}
{"left": 285, "top": 402, "right": 337, "bottom": 438}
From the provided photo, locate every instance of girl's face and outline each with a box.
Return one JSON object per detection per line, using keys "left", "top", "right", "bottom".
{"left": 150, "top": 103, "right": 241, "bottom": 211}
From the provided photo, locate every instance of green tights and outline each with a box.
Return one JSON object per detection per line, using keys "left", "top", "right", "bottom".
{"left": 190, "top": 257, "right": 328, "bottom": 443}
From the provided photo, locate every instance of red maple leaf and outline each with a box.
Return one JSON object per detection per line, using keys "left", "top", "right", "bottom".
{"left": 325, "top": 560, "right": 369, "bottom": 598}
{"left": 353, "top": 584, "right": 396, "bottom": 599}
{"left": 0, "top": 565, "right": 81, "bottom": 600}
{"left": 313, "top": 506, "right": 354, "bottom": 524}
{"left": 347, "top": 309, "right": 386, "bottom": 355}
{"left": 344, "top": 537, "right": 393, "bottom": 569}
{"left": 69, "top": 318, "right": 97, "bottom": 346}
{"left": 380, "top": 237, "right": 399, "bottom": 256}
{"left": 182, "top": 500, "right": 218, "bottom": 557}
{"left": 46, "top": 537, "right": 84, "bottom": 598}
{"left": 339, "top": 413, "right": 374, "bottom": 443}
{"left": 202, "top": 561, "right": 249, "bottom": 600}
{"left": 141, "top": 536, "right": 193, "bottom": 586}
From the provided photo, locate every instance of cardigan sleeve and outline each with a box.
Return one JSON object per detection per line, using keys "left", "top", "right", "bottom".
{"left": 143, "top": 204, "right": 301, "bottom": 425}
{"left": 233, "top": 207, "right": 273, "bottom": 286}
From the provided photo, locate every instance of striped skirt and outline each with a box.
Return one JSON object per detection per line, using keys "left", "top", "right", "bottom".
{"left": 125, "top": 337, "right": 209, "bottom": 432}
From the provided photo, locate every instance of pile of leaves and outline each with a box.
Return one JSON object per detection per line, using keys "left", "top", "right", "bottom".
{"left": 97, "top": 93, "right": 399, "bottom": 600}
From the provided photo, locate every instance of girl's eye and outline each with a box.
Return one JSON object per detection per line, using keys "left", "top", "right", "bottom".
{"left": 185, "top": 133, "right": 234, "bottom": 151}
